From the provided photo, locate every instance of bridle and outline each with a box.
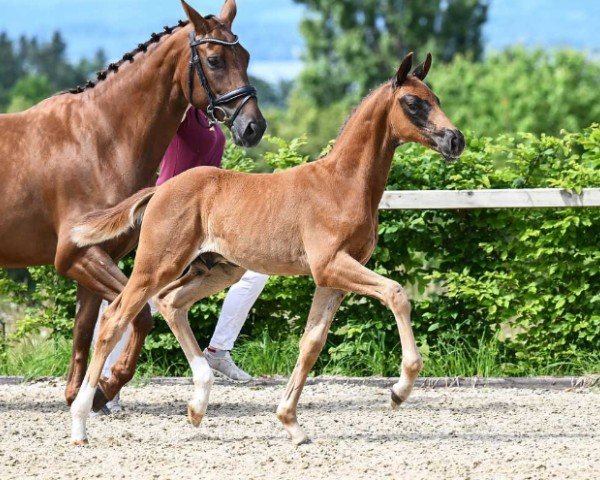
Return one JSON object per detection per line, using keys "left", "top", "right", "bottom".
{"left": 188, "top": 29, "right": 257, "bottom": 128}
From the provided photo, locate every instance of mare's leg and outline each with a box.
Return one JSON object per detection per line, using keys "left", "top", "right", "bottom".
{"left": 314, "top": 253, "right": 422, "bottom": 408}
{"left": 56, "top": 239, "right": 153, "bottom": 407}
{"left": 65, "top": 285, "right": 102, "bottom": 404}
{"left": 276, "top": 287, "right": 346, "bottom": 445}
{"left": 153, "top": 261, "right": 246, "bottom": 426}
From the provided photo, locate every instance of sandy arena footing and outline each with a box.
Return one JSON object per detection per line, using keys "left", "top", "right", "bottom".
{"left": 0, "top": 378, "right": 598, "bottom": 479}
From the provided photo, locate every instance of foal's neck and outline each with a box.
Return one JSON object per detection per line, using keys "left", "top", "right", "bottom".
{"left": 79, "top": 26, "right": 191, "bottom": 189}
{"left": 326, "top": 85, "right": 397, "bottom": 210}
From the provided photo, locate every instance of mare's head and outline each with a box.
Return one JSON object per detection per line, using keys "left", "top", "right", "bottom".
{"left": 388, "top": 53, "right": 465, "bottom": 161}
{"left": 179, "top": 0, "right": 266, "bottom": 147}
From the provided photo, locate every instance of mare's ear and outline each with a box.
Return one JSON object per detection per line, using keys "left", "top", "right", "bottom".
{"left": 220, "top": 0, "right": 237, "bottom": 28}
{"left": 413, "top": 53, "right": 432, "bottom": 81}
{"left": 392, "top": 52, "right": 414, "bottom": 88}
{"left": 181, "top": 0, "right": 210, "bottom": 35}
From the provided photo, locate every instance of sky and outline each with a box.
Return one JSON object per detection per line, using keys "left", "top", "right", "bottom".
{"left": 0, "top": 1, "right": 598, "bottom": 82}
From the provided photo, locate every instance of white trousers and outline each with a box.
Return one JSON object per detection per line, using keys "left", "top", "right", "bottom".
{"left": 209, "top": 270, "right": 269, "bottom": 350}
{"left": 93, "top": 270, "right": 269, "bottom": 376}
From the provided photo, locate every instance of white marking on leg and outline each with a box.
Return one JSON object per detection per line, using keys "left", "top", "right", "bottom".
{"left": 186, "top": 356, "right": 214, "bottom": 427}
{"left": 190, "top": 356, "right": 214, "bottom": 416}
{"left": 70, "top": 379, "right": 96, "bottom": 443}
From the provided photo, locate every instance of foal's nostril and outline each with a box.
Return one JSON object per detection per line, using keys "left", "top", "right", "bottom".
{"left": 450, "top": 130, "right": 465, "bottom": 156}
{"left": 450, "top": 134, "right": 459, "bottom": 152}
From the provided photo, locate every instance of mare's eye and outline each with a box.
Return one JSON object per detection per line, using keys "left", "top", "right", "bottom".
{"left": 207, "top": 56, "right": 223, "bottom": 69}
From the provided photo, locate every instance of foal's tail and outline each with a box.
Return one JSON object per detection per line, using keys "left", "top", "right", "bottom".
{"left": 71, "top": 187, "right": 157, "bottom": 247}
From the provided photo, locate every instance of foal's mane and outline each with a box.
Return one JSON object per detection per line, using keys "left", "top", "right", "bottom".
{"left": 335, "top": 82, "right": 392, "bottom": 144}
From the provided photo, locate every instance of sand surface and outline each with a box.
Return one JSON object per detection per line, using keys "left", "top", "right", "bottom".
{"left": 0, "top": 379, "right": 598, "bottom": 479}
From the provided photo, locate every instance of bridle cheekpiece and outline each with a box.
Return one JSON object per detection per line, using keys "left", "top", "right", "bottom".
{"left": 188, "top": 29, "right": 257, "bottom": 128}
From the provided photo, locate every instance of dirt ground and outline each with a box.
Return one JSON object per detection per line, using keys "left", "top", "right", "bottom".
{"left": 0, "top": 378, "right": 598, "bottom": 480}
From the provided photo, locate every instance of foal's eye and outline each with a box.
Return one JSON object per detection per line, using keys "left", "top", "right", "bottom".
{"left": 406, "top": 102, "right": 418, "bottom": 113}
{"left": 403, "top": 96, "right": 419, "bottom": 113}
{"left": 207, "top": 56, "right": 223, "bottom": 69}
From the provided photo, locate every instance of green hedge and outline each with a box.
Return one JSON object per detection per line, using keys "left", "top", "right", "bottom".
{"left": 2, "top": 125, "right": 599, "bottom": 376}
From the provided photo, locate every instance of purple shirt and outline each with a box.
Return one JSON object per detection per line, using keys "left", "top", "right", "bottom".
{"left": 157, "top": 108, "right": 226, "bottom": 186}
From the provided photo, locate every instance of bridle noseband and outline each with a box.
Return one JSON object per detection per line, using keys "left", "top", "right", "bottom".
{"left": 188, "top": 29, "right": 257, "bottom": 128}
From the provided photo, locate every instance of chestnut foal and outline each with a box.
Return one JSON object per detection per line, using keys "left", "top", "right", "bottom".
{"left": 71, "top": 53, "right": 465, "bottom": 445}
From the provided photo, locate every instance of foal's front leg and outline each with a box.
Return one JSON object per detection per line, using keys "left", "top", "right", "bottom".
{"left": 277, "top": 287, "right": 346, "bottom": 445}
{"left": 315, "top": 253, "right": 423, "bottom": 409}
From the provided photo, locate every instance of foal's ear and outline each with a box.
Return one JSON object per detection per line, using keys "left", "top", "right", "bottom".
{"left": 413, "top": 53, "right": 433, "bottom": 81}
{"left": 220, "top": 0, "right": 237, "bottom": 28}
{"left": 181, "top": 0, "right": 210, "bottom": 35}
{"left": 393, "top": 52, "right": 414, "bottom": 88}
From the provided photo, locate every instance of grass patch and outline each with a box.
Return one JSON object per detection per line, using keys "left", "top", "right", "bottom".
{"left": 2, "top": 332, "right": 598, "bottom": 379}
{"left": 233, "top": 330, "right": 300, "bottom": 376}
{"left": 0, "top": 336, "right": 71, "bottom": 378}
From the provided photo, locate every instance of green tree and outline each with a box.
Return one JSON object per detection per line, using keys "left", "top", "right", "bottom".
{"left": 294, "top": 0, "right": 488, "bottom": 105}
{"left": 0, "top": 32, "right": 23, "bottom": 109}
{"left": 17, "top": 32, "right": 106, "bottom": 92}
{"left": 6, "top": 74, "right": 54, "bottom": 113}
{"left": 430, "top": 48, "right": 600, "bottom": 137}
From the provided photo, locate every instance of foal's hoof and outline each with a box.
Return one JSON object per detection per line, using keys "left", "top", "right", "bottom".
{"left": 292, "top": 433, "right": 312, "bottom": 446}
{"left": 71, "top": 438, "right": 89, "bottom": 447}
{"left": 92, "top": 386, "right": 110, "bottom": 413}
{"left": 187, "top": 404, "right": 204, "bottom": 427}
{"left": 390, "top": 388, "right": 404, "bottom": 410}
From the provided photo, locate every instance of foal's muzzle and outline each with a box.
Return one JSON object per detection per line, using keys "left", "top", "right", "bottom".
{"left": 435, "top": 128, "right": 465, "bottom": 161}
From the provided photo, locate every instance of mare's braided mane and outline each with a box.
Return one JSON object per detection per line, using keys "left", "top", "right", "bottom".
{"left": 63, "top": 19, "right": 192, "bottom": 95}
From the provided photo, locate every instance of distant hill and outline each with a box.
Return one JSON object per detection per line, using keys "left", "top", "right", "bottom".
{"left": 0, "top": 0, "right": 598, "bottom": 82}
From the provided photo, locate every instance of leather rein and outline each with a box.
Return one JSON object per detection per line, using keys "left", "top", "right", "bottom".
{"left": 188, "top": 29, "right": 257, "bottom": 128}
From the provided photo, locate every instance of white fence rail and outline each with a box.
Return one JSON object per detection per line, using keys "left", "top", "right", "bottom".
{"left": 379, "top": 188, "right": 600, "bottom": 210}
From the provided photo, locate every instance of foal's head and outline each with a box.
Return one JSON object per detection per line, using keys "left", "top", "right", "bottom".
{"left": 389, "top": 53, "right": 465, "bottom": 161}
{"left": 179, "top": 0, "right": 266, "bottom": 147}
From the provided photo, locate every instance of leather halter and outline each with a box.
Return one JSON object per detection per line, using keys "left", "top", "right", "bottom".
{"left": 188, "top": 29, "right": 257, "bottom": 128}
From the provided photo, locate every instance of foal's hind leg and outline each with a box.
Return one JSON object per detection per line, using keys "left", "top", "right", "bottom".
{"left": 70, "top": 254, "right": 198, "bottom": 444}
{"left": 154, "top": 261, "right": 245, "bottom": 426}
{"left": 70, "top": 290, "right": 150, "bottom": 444}
{"left": 56, "top": 237, "right": 153, "bottom": 407}
{"left": 314, "top": 253, "right": 423, "bottom": 409}
{"left": 277, "top": 287, "right": 345, "bottom": 445}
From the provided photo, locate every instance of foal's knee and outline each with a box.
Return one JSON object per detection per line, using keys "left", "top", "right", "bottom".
{"left": 384, "top": 282, "right": 410, "bottom": 313}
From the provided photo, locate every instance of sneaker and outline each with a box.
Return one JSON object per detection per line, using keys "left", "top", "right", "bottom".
{"left": 90, "top": 393, "right": 122, "bottom": 417}
{"left": 204, "top": 349, "right": 253, "bottom": 383}
{"left": 105, "top": 394, "right": 122, "bottom": 413}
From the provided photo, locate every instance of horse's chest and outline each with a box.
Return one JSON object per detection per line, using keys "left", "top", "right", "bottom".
{"left": 335, "top": 212, "right": 379, "bottom": 263}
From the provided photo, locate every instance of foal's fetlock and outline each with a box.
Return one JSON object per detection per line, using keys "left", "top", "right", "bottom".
{"left": 277, "top": 407, "right": 310, "bottom": 445}
{"left": 390, "top": 359, "right": 422, "bottom": 409}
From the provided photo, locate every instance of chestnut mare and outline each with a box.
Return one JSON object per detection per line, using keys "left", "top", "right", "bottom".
{"left": 0, "top": 0, "right": 265, "bottom": 408}
{"left": 70, "top": 52, "right": 465, "bottom": 445}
